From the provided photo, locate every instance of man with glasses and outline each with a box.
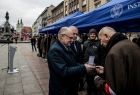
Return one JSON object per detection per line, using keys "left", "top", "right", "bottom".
{"left": 47, "top": 27, "right": 95, "bottom": 95}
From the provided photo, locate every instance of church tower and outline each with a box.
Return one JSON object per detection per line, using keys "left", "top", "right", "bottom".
{"left": 16, "top": 19, "right": 23, "bottom": 38}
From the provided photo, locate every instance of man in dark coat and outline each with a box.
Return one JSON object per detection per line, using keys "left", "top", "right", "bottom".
{"left": 47, "top": 27, "right": 95, "bottom": 95}
{"left": 83, "top": 28, "right": 101, "bottom": 95}
{"left": 95, "top": 26, "right": 140, "bottom": 95}
{"left": 69, "top": 26, "right": 83, "bottom": 64}
{"left": 31, "top": 36, "right": 37, "bottom": 52}
{"left": 69, "top": 26, "right": 84, "bottom": 90}
{"left": 37, "top": 35, "right": 42, "bottom": 57}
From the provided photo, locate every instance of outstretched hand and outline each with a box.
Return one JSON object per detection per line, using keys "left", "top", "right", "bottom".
{"left": 95, "top": 65, "right": 104, "bottom": 74}
{"left": 84, "top": 64, "right": 95, "bottom": 75}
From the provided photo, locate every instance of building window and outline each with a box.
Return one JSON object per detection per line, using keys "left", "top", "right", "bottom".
{"left": 69, "top": 8, "right": 72, "bottom": 12}
{"left": 59, "top": 9, "right": 61, "bottom": 13}
{"left": 65, "top": 1, "right": 68, "bottom": 6}
{"left": 82, "top": 6, "right": 86, "bottom": 12}
{"left": 75, "top": 5, "right": 77, "bottom": 10}
{"left": 82, "top": 0, "right": 86, "bottom": 6}
{"left": 61, "top": 8, "right": 63, "bottom": 12}
{"left": 65, "top": 10, "right": 68, "bottom": 15}
{"left": 57, "top": 9, "right": 59, "bottom": 14}
{"left": 77, "top": 4, "right": 79, "bottom": 8}
{"left": 56, "top": 11, "right": 58, "bottom": 15}
{"left": 71, "top": 2, "right": 74, "bottom": 7}
{"left": 54, "top": 13, "right": 56, "bottom": 16}
{"left": 72, "top": 6, "right": 74, "bottom": 11}
{"left": 95, "top": 1, "right": 101, "bottom": 8}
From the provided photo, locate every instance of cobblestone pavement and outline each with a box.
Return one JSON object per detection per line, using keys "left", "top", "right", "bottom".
{"left": 0, "top": 43, "right": 86, "bottom": 95}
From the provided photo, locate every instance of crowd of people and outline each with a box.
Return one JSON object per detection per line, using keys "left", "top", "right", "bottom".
{"left": 30, "top": 26, "right": 140, "bottom": 95}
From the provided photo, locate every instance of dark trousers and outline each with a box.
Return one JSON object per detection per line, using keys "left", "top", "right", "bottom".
{"left": 86, "top": 75, "right": 97, "bottom": 95}
{"left": 32, "top": 45, "right": 37, "bottom": 52}
{"left": 38, "top": 48, "right": 42, "bottom": 57}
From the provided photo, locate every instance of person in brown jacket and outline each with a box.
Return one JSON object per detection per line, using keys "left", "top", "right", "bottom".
{"left": 94, "top": 26, "right": 140, "bottom": 95}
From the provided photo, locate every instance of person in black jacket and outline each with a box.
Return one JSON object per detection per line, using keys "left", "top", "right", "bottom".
{"left": 69, "top": 26, "right": 83, "bottom": 64}
{"left": 47, "top": 27, "right": 95, "bottom": 95}
{"left": 83, "top": 28, "right": 100, "bottom": 95}
{"left": 31, "top": 36, "right": 37, "bottom": 52}
{"left": 69, "top": 26, "right": 84, "bottom": 90}
{"left": 37, "top": 35, "right": 42, "bottom": 57}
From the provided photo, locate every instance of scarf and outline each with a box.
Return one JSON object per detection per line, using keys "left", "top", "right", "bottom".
{"left": 106, "top": 33, "right": 127, "bottom": 54}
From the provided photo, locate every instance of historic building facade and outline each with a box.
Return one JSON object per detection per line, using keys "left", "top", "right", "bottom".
{"left": 63, "top": 0, "right": 109, "bottom": 15}
{"left": 32, "top": 0, "right": 110, "bottom": 34}
{"left": 42, "top": 5, "right": 55, "bottom": 27}
{"left": 51, "top": 1, "right": 64, "bottom": 23}
{"left": 21, "top": 26, "right": 32, "bottom": 41}
{"left": 32, "top": 5, "right": 55, "bottom": 35}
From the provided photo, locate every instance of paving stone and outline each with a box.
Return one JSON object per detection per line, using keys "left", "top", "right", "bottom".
{"left": 23, "top": 84, "right": 42, "bottom": 94}
{"left": 4, "top": 83, "right": 23, "bottom": 95}
{"left": 6, "top": 75, "right": 21, "bottom": 85}
{"left": 22, "top": 77, "right": 38, "bottom": 85}
{"left": 25, "top": 92, "right": 44, "bottom": 95}
{"left": 0, "top": 77, "right": 6, "bottom": 89}
{"left": 40, "top": 84, "right": 49, "bottom": 93}
{"left": 4, "top": 92, "right": 23, "bottom": 95}
{"left": 20, "top": 72, "right": 34, "bottom": 78}
{"left": 35, "top": 72, "right": 49, "bottom": 80}
{"left": 6, "top": 73, "right": 20, "bottom": 78}
{"left": 0, "top": 88, "right": 4, "bottom": 95}
{"left": 0, "top": 43, "right": 87, "bottom": 95}
{"left": 20, "top": 67, "right": 32, "bottom": 73}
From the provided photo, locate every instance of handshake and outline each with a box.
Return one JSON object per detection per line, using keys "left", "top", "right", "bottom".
{"left": 84, "top": 64, "right": 106, "bottom": 90}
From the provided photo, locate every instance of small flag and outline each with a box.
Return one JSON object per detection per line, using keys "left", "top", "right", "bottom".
{"left": 105, "top": 83, "right": 116, "bottom": 95}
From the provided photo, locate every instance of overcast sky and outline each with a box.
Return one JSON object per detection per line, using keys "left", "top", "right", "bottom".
{"left": 0, "top": 0, "right": 63, "bottom": 28}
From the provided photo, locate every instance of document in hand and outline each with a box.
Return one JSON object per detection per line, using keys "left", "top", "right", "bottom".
{"left": 88, "top": 56, "right": 95, "bottom": 65}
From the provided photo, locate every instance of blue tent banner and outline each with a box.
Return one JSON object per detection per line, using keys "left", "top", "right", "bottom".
{"left": 40, "top": 0, "right": 140, "bottom": 33}
{"left": 68, "top": 0, "right": 140, "bottom": 32}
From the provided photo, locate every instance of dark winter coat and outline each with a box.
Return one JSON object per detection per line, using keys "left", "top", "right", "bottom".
{"left": 83, "top": 39, "right": 99, "bottom": 64}
{"left": 31, "top": 37, "right": 36, "bottom": 45}
{"left": 47, "top": 40, "right": 86, "bottom": 95}
{"left": 70, "top": 41, "right": 84, "bottom": 64}
{"left": 105, "top": 33, "right": 140, "bottom": 95}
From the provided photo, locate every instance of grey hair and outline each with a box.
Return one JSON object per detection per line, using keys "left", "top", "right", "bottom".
{"left": 58, "top": 27, "right": 71, "bottom": 39}
{"left": 98, "top": 26, "right": 116, "bottom": 38}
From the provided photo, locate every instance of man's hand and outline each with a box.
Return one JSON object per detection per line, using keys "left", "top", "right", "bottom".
{"left": 95, "top": 65, "right": 104, "bottom": 74}
{"left": 84, "top": 64, "right": 95, "bottom": 75}
{"left": 94, "top": 75, "right": 105, "bottom": 90}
